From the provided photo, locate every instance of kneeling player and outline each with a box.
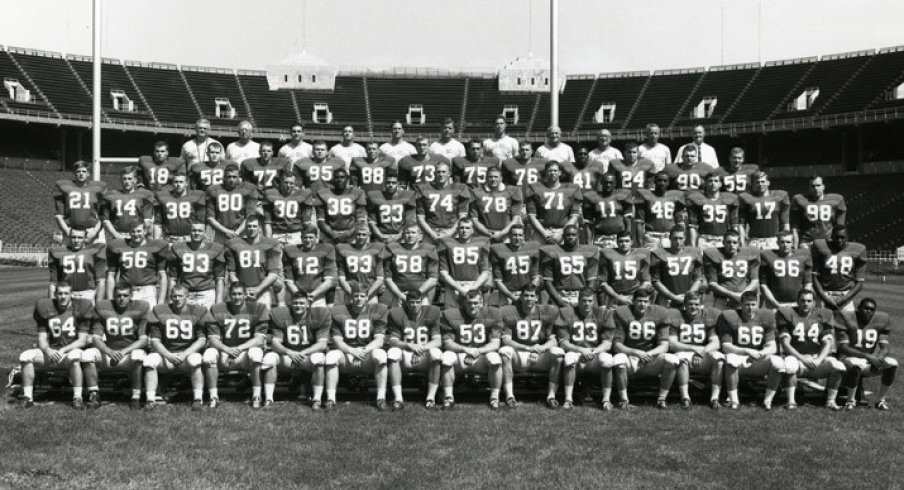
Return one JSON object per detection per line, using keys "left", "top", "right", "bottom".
{"left": 262, "top": 292, "right": 330, "bottom": 408}
{"left": 835, "top": 298, "right": 897, "bottom": 410}
{"left": 203, "top": 284, "right": 269, "bottom": 408}
{"left": 144, "top": 285, "right": 208, "bottom": 410}
{"left": 439, "top": 290, "right": 504, "bottom": 409}
{"left": 777, "top": 289, "right": 845, "bottom": 410}
{"left": 386, "top": 291, "right": 444, "bottom": 409}
{"left": 612, "top": 289, "right": 679, "bottom": 409}
{"left": 19, "top": 282, "right": 93, "bottom": 409}
{"left": 558, "top": 288, "right": 625, "bottom": 410}
{"left": 82, "top": 282, "right": 149, "bottom": 409}
{"left": 324, "top": 283, "right": 389, "bottom": 410}
{"left": 498, "top": 286, "right": 564, "bottom": 409}
{"left": 668, "top": 292, "right": 724, "bottom": 409}
{"left": 718, "top": 291, "right": 785, "bottom": 410}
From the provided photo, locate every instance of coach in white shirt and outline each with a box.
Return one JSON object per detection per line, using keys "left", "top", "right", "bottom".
{"left": 638, "top": 123, "right": 672, "bottom": 172}
{"left": 330, "top": 125, "right": 367, "bottom": 165}
{"left": 534, "top": 125, "right": 575, "bottom": 163}
{"left": 429, "top": 118, "right": 466, "bottom": 160}
{"left": 278, "top": 123, "right": 313, "bottom": 163}
{"left": 587, "top": 128, "right": 623, "bottom": 173}
{"left": 482, "top": 115, "right": 520, "bottom": 160}
{"left": 379, "top": 121, "right": 417, "bottom": 163}
{"left": 675, "top": 125, "right": 719, "bottom": 169}
{"left": 181, "top": 118, "right": 220, "bottom": 166}
{"left": 226, "top": 120, "right": 261, "bottom": 163}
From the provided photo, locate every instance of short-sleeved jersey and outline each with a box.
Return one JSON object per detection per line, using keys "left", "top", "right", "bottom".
{"left": 738, "top": 190, "right": 790, "bottom": 239}
{"left": 336, "top": 242, "right": 385, "bottom": 291}
{"left": 397, "top": 154, "right": 451, "bottom": 188}
{"left": 440, "top": 306, "right": 503, "bottom": 347}
{"left": 835, "top": 310, "right": 891, "bottom": 355}
{"left": 469, "top": 185, "right": 523, "bottom": 232}
{"left": 600, "top": 248, "right": 651, "bottom": 296}
{"left": 262, "top": 188, "right": 314, "bottom": 234}
{"left": 206, "top": 301, "right": 270, "bottom": 347}
{"left": 53, "top": 179, "right": 108, "bottom": 229}
{"left": 490, "top": 243, "right": 540, "bottom": 292}
{"left": 499, "top": 304, "right": 560, "bottom": 345}
{"left": 501, "top": 157, "right": 547, "bottom": 189}
{"left": 541, "top": 244, "right": 600, "bottom": 292}
{"left": 635, "top": 189, "right": 686, "bottom": 233}
{"left": 92, "top": 300, "right": 149, "bottom": 350}
{"left": 535, "top": 143, "right": 575, "bottom": 163}
{"left": 329, "top": 142, "right": 367, "bottom": 165}
{"left": 811, "top": 240, "right": 867, "bottom": 291}
{"left": 102, "top": 188, "right": 156, "bottom": 233}
{"left": 33, "top": 298, "right": 94, "bottom": 349}
{"left": 715, "top": 164, "right": 759, "bottom": 193}
{"left": 147, "top": 303, "right": 208, "bottom": 351}
{"left": 664, "top": 162, "right": 710, "bottom": 191}
{"left": 294, "top": 157, "right": 346, "bottom": 190}
{"left": 283, "top": 243, "right": 336, "bottom": 294}
{"left": 759, "top": 248, "right": 813, "bottom": 303}
{"left": 791, "top": 193, "right": 847, "bottom": 243}
{"left": 269, "top": 306, "right": 331, "bottom": 351}
{"left": 581, "top": 189, "right": 634, "bottom": 235}
{"left": 670, "top": 306, "right": 721, "bottom": 346}
{"left": 482, "top": 136, "right": 520, "bottom": 161}
{"left": 556, "top": 306, "right": 613, "bottom": 349}
{"left": 611, "top": 304, "right": 673, "bottom": 351}
{"left": 350, "top": 157, "right": 396, "bottom": 192}
{"left": 206, "top": 183, "right": 259, "bottom": 230}
{"left": 717, "top": 309, "right": 777, "bottom": 350}
{"left": 138, "top": 156, "right": 184, "bottom": 192}
{"left": 525, "top": 183, "right": 582, "bottom": 228}
{"left": 278, "top": 141, "right": 313, "bottom": 163}
{"left": 168, "top": 241, "right": 226, "bottom": 291}
{"left": 387, "top": 305, "right": 442, "bottom": 345}
{"left": 451, "top": 156, "right": 502, "bottom": 189}
{"left": 378, "top": 142, "right": 417, "bottom": 164}
{"left": 189, "top": 161, "right": 227, "bottom": 191}
{"left": 687, "top": 192, "right": 739, "bottom": 237}
{"left": 777, "top": 307, "right": 834, "bottom": 355}
{"left": 155, "top": 190, "right": 207, "bottom": 237}
{"left": 330, "top": 303, "right": 388, "bottom": 347}
{"left": 107, "top": 239, "right": 168, "bottom": 287}
{"left": 416, "top": 182, "right": 471, "bottom": 228}
{"left": 48, "top": 244, "right": 107, "bottom": 292}
{"left": 314, "top": 187, "right": 367, "bottom": 231}
{"left": 650, "top": 247, "right": 703, "bottom": 296}
{"left": 366, "top": 189, "right": 417, "bottom": 235}
{"left": 241, "top": 157, "right": 290, "bottom": 191}
{"left": 224, "top": 237, "right": 283, "bottom": 287}
{"left": 607, "top": 159, "right": 655, "bottom": 190}
{"left": 566, "top": 161, "right": 603, "bottom": 191}
{"left": 703, "top": 246, "right": 760, "bottom": 293}
{"left": 438, "top": 237, "right": 490, "bottom": 282}
{"left": 384, "top": 242, "right": 439, "bottom": 291}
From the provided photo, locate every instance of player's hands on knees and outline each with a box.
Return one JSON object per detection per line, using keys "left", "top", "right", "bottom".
{"left": 868, "top": 355, "right": 884, "bottom": 368}
{"left": 529, "top": 352, "right": 540, "bottom": 364}
{"left": 410, "top": 344, "right": 425, "bottom": 356}
{"left": 802, "top": 357, "right": 817, "bottom": 369}
{"left": 465, "top": 347, "right": 480, "bottom": 359}
{"left": 46, "top": 349, "right": 63, "bottom": 364}
{"left": 748, "top": 350, "right": 763, "bottom": 360}
{"left": 351, "top": 348, "right": 366, "bottom": 360}
{"left": 109, "top": 350, "right": 125, "bottom": 363}
{"left": 227, "top": 347, "right": 242, "bottom": 358}
{"left": 638, "top": 352, "right": 654, "bottom": 363}
{"left": 290, "top": 352, "right": 307, "bottom": 364}
{"left": 167, "top": 353, "right": 184, "bottom": 365}
{"left": 581, "top": 349, "right": 595, "bottom": 362}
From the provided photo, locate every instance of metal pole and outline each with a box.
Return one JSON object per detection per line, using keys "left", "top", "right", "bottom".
{"left": 92, "top": 0, "right": 102, "bottom": 181}
{"left": 550, "top": 0, "right": 558, "bottom": 128}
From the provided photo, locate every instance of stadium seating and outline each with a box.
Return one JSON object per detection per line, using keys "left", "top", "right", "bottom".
{"left": 673, "top": 64, "right": 760, "bottom": 126}
{"left": 181, "top": 67, "right": 249, "bottom": 125}
{"left": 463, "top": 77, "right": 538, "bottom": 133}
{"left": 771, "top": 52, "right": 873, "bottom": 119}
{"left": 627, "top": 70, "right": 704, "bottom": 129}
{"left": 8, "top": 49, "right": 92, "bottom": 117}
{"left": 580, "top": 73, "right": 650, "bottom": 130}
{"left": 558, "top": 77, "right": 596, "bottom": 131}
{"left": 293, "top": 76, "right": 368, "bottom": 129}
{"left": 237, "top": 72, "right": 299, "bottom": 130}
{"left": 366, "top": 76, "right": 466, "bottom": 132}
{"left": 0, "top": 50, "right": 53, "bottom": 114}
{"left": 126, "top": 63, "right": 200, "bottom": 124}
{"left": 721, "top": 59, "right": 816, "bottom": 123}
{"left": 823, "top": 47, "right": 904, "bottom": 114}
{"left": 66, "top": 57, "right": 156, "bottom": 122}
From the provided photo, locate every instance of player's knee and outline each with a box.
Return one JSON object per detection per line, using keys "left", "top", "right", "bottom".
{"left": 66, "top": 349, "right": 84, "bottom": 363}
{"left": 19, "top": 349, "right": 38, "bottom": 364}
{"left": 441, "top": 351, "right": 458, "bottom": 367}
{"left": 371, "top": 348, "right": 387, "bottom": 365}
{"left": 783, "top": 356, "right": 800, "bottom": 375}
{"left": 309, "top": 352, "right": 326, "bottom": 366}
{"left": 597, "top": 352, "right": 616, "bottom": 369}
{"left": 708, "top": 351, "right": 725, "bottom": 362}
{"left": 324, "top": 350, "right": 343, "bottom": 367}
{"left": 130, "top": 349, "right": 147, "bottom": 362}
{"left": 386, "top": 347, "right": 403, "bottom": 362}
{"left": 427, "top": 348, "right": 443, "bottom": 363}
{"left": 611, "top": 353, "right": 629, "bottom": 367}
{"left": 662, "top": 353, "right": 679, "bottom": 367}
{"left": 769, "top": 355, "right": 785, "bottom": 373}
{"left": 843, "top": 357, "right": 868, "bottom": 370}
{"left": 143, "top": 353, "right": 162, "bottom": 369}
{"left": 885, "top": 357, "right": 899, "bottom": 368}
{"left": 498, "top": 346, "right": 515, "bottom": 360}
{"left": 262, "top": 352, "right": 280, "bottom": 369}
{"left": 202, "top": 348, "right": 219, "bottom": 366}
{"left": 80, "top": 348, "right": 100, "bottom": 364}
{"left": 247, "top": 347, "right": 264, "bottom": 364}
{"left": 564, "top": 352, "right": 581, "bottom": 367}
{"left": 827, "top": 357, "right": 845, "bottom": 372}
{"left": 548, "top": 346, "right": 565, "bottom": 358}
{"left": 726, "top": 353, "right": 746, "bottom": 368}
{"left": 485, "top": 352, "right": 502, "bottom": 366}
{"left": 186, "top": 353, "right": 203, "bottom": 368}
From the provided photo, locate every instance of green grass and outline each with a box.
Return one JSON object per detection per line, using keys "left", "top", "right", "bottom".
{"left": 2, "top": 267, "right": 903, "bottom": 488}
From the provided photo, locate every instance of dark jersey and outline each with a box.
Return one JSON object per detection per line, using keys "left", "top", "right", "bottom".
{"left": 715, "top": 164, "right": 759, "bottom": 193}
{"left": 581, "top": 189, "right": 634, "bottom": 235}
{"left": 33, "top": 298, "right": 94, "bottom": 349}
{"left": 350, "top": 157, "right": 396, "bottom": 192}
{"left": 283, "top": 243, "right": 337, "bottom": 294}
{"left": 387, "top": 305, "right": 442, "bottom": 345}
{"left": 440, "top": 306, "right": 503, "bottom": 347}
{"left": 189, "top": 161, "right": 226, "bottom": 191}
{"left": 438, "top": 237, "right": 490, "bottom": 282}
{"left": 416, "top": 182, "right": 471, "bottom": 228}
{"left": 155, "top": 190, "right": 207, "bottom": 237}
{"left": 262, "top": 188, "right": 314, "bottom": 234}
{"left": 541, "top": 244, "right": 600, "bottom": 292}
{"left": 759, "top": 248, "right": 813, "bottom": 303}
{"left": 556, "top": 306, "right": 613, "bottom": 349}
{"left": 469, "top": 185, "right": 523, "bottom": 232}
{"left": 314, "top": 187, "right": 367, "bottom": 232}
{"left": 811, "top": 240, "right": 867, "bottom": 291}
{"left": 501, "top": 157, "right": 546, "bottom": 189}
{"left": 791, "top": 193, "right": 846, "bottom": 242}
{"left": 686, "top": 191, "right": 739, "bottom": 237}
{"left": 92, "top": 300, "right": 149, "bottom": 350}
{"left": 499, "top": 304, "right": 560, "bottom": 345}
{"left": 330, "top": 303, "right": 388, "bottom": 348}
{"left": 106, "top": 239, "right": 168, "bottom": 287}
{"left": 224, "top": 237, "right": 283, "bottom": 288}
{"left": 398, "top": 154, "right": 451, "bottom": 187}
{"left": 600, "top": 248, "right": 651, "bottom": 296}
{"left": 664, "top": 162, "right": 710, "bottom": 191}
{"left": 670, "top": 307, "right": 720, "bottom": 346}
{"left": 138, "top": 156, "right": 184, "bottom": 192}
{"left": 53, "top": 179, "right": 107, "bottom": 229}
{"left": 102, "top": 188, "right": 156, "bottom": 233}
{"left": 452, "top": 156, "right": 501, "bottom": 188}
{"left": 48, "top": 244, "right": 107, "bottom": 292}
{"left": 835, "top": 310, "right": 891, "bottom": 355}
{"left": 607, "top": 159, "right": 655, "bottom": 190}
{"left": 635, "top": 189, "right": 686, "bottom": 233}
{"left": 269, "top": 306, "right": 331, "bottom": 350}
{"left": 366, "top": 189, "right": 417, "bottom": 235}
{"left": 206, "top": 183, "right": 259, "bottom": 231}
{"left": 611, "top": 304, "right": 673, "bottom": 351}
{"left": 650, "top": 247, "right": 703, "bottom": 296}
{"left": 525, "top": 183, "right": 581, "bottom": 228}
{"left": 738, "top": 190, "right": 790, "bottom": 239}
{"left": 717, "top": 309, "right": 777, "bottom": 350}
{"left": 384, "top": 242, "right": 439, "bottom": 291}
{"left": 147, "top": 303, "right": 208, "bottom": 351}
{"left": 336, "top": 242, "right": 385, "bottom": 291}
{"left": 206, "top": 301, "right": 269, "bottom": 347}
{"left": 241, "top": 157, "right": 290, "bottom": 190}
{"left": 490, "top": 243, "right": 540, "bottom": 292}
{"left": 703, "top": 246, "right": 760, "bottom": 294}
{"left": 293, "top": 157, "right": 346, "bottom": 190}
{"left": 168, "top": 241, "right": 226, "bottom": 292}
{"left": 777, "top": 307, "right": 834, "bottom": 355}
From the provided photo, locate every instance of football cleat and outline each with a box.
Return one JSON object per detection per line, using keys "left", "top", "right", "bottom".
{"left": 616, "top": 400, "right": 633, "bottom": 410}
{"left": 506, "top": 397, "right": 518, "bottom": 409}
{"left": 208, "top": 397, "right": 220, "bottom": 409}
{"left": 489, "top": 398, "right": 500, "bottom": 410}
{"left": 826, "top": 401, "right": 841, "bottom": 411}
{"left": 680, "top": 398, "right": 691, "bottom": 409}
{"left": 324, "top": 400, "right": 336, "bottom": 411}
{"left": 376, "top": 399, "right": 387, "bottom": 411}
{"left": 709, "top": 399, "right": 721, "bottom": 410}
{"left": 191, "top": 399, "right": 204, "bottom": 411}
{"left": 72, "top": 397, "right": 85, "bottom": 410}
{"left": 311, "top": 400, "right": 323, "bottom": 411}
{"left": 785, "top": 403, "right": 798, "bottom": 411}
{"left": 22, "top": 398, "right": 34, "bottom": 409}
{"left": 545, "top": 398, "right": 559, "bottom": 410}
{"left": 600, "top": 401, "right": 614, "bottom": 411}
{"left": 442, "top": 397, "right": 455, "bottom": 410}
{"left": 251, "top": 396, "right": 262, "bottom": 409}
{"left": 263, "top": 400, "right": 274, "bottom": 408}
{"left": 762, "top": 402, "right": 772, "bottom": 412}
{"left": 424, "top": 399, "right": 436, "bottom": 409}
{"left": 875, "top": 400, "right": 891, "bottom": 411}
{"left": 392, "top": 400, "right": 405, "bottom": 411}
{"left": 562, "top": 400, "right": 574, "bottom": 411}
{"left": 844, "top": 401, "right": 856, "bottom": 411}
{"left": 87, "top": 391, "right": 101, "bottom": 410}
{"left": 656, "top": 399, "right": 668, "bottom": 410}
{"left": 129, "top": 399, "right": 142, "bottom": 410}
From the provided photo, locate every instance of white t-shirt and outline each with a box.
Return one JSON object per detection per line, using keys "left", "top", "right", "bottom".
{"left": 674, "top": 142, "right": 719, "bottom": 169}
{"left": 379, "top": 141, "right": 417, "bottom": 163}
{"left": 638, "top": 143, "right": 672, "bottom": 172}
{"left": 535, "top": 143, "right": 575, "bottom": 163}
{"left": 481, "top": 135, "right": 520, "bottom": 161}
{"left": 429, "top": 139, "right": 466, "bottom": 160}
{"left": 180, "top": 137, "right": 221, "bottom": 165}
{"left": 226, "top": 140, "right": 261, "bottom": 163}
{"left": 329, "top": 142, "right": 366, "bottom": 165}
{"left": 587, "top": 146, "right": 624, "bottom": 173}
{"left": 278, "top": 141, "right": 313, "bottom": 163}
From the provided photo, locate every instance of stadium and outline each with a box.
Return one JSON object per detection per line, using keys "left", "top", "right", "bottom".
{"left": 1, "top": 0, "right": 904, "bottom": 487}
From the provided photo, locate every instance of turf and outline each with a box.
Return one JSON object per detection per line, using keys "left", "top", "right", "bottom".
{"left": 1, "top": 267, "right": 903, "bottom": 488}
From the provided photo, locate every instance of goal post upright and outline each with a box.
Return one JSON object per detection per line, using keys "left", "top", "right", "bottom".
{"left": 92, "top": 0, "right": 102, "bottom": 181}
{"left": 550, "top": 0, "right": 559, "bottom": 129}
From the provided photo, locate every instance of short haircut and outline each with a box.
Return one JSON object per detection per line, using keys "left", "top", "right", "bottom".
{"left": 578, "top": 287, "right": 596, "bottom": 299}
{"left": 153, "top": 140, "right": 168, "bottom": 150}
{"left": 229, "top": 282, "right": 246, "bottom": 293}
{"left": 520, "top": 284, "right": 538, "bottom": 295}
{"left": 113, "top": 281, "right": 133, "bottom": 293}
{"left": 259, "top": 140, "right": 274, "bottom": 149}
{"left": 464, "top": 289, "right": 482, "bottom": 300}
{"left": 121, "top": 166, "right": 138, "bottom": 177}
{"left": 207, "top": 141, "right": 223, "bottom": 152}
{"left": 405, "top": 290, "right": 424, "bottom": 302}
{"left": 797, "top": 288, "right": 815, "bottom": 300}
{"left": 730, "top": 147, "right": 744, "bottom": 156}
{"left": 616, "top": 230, "right": 632, "bottom": 240}
{"left": 632, "top": 289, "right": 652, "bottom": 300}
{"left": 313, "top": 140, "right": 328, "bottom": 148}
{"left": 723, "top": 229, "right": 741, "bottom": 240}
{"left": 683, "top": 291, "right": 701, "bottom": 303}
{"left": 301, "top": 223, "right": 319, "bottom": 235}
{"left": 224, "top": 163, "right": 241, "bottom": 174}
{"left": 544, "top": 160, "right": 562, "bottom": 172}
{"left": 624, "top": 141, "right": 639, "bottom": 151}
{"left": 384, "top": 167, "right": 399, "bottom": 179}
{"left": 443, "top": 117, "right": 455, "bottom": 127}
{"left": 347, "top": 281, "right": 366, "bottom": 295}
{"left": 291, "top": 122, "right": 304, "bottom": 130}
{"left": 170, "top": 283, "right": 189, "bottom": 296}
{"left": 645, "top": 123, "right": 660, "bottom": 131}
{"left": 669, "top": 224, "right": 687, "bottom": 235}
{"left": 196, "top": 118, "right": 211, "bottom": 126}
{"left": 292, "top": 290, "right": 311, "bottom": 301}
{"left": 468, "top": 138, "right": 481, "bottom": 147}
{"left": 55, "top": 281, "right": 73, "bottom": 290}
{"left": 740, "top": 291, "right": 758, "bottom": 303}
{"left": 73, "top": 161, "right": 90, "bottom": 170}
{"left": 859, "top": 297, "right": 878, "bottom": 309}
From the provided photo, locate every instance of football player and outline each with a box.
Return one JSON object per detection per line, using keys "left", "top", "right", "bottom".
{"left": 105, "top": 222, "right": 168, "bottom": 305}
{"left": 180, "top": 118, "right": 219, "bottom": 166}
{"left": 482, "top": 115, "right": 520, "bottom": 161}
{"left": 379, "top": 121, "right": 417, "bottom": 163}
{"left": 580, "top": 173, "right": 633, "bottom": 248}
{"left": 143, "top": 284, "right": 208, "bottom": 411}
{"left": 526, "top": 161, "right": 582, "bottom": 244}
{"left": 437, "top": 218, "right": 491, "bottom": 306}
{"left": 635, "top": 171, "right": 686, "bottom": 248}
{"left": 102, "top": 166, "right": 156, "bottom": 241}
{"left": 366, "top": 168, "right": 417, "bottom": 243}
{"left": 262, "top": 292, "right": 330, "bottom": 408}
{"left": 650, "top": 225, "right": 704, "bottom": 307}
{"left": 48, "top": 228, "right": 107, "bottom": 303}
{"left": 540, "top": 224, "right": 599, "bottom": 307}
{"left": 835, "top": 298, "right": 897, "bottom": 410}
{"left": 336, "top": 226, "right": 385, "bottom": 303}
{"left": 416, "top": 161, "right": 471, "bottom": 243}
{"left": 282, "top": 224, "right": 336, "bottom": 306}
{"left": 777, "top": 289, "right": 845, "bottom": 410}
{"left": 791, "top": 175, "right": 847, "bottom": 248}
{"left": 599, "top": 231, "right": 651, "bottom": 308}
{"left": 82, "top": 282, "right": 149, "bottom": 409}
{"left": 439, "top": 290, "right": 504, "bottom": 409}
{"left": 702, "top": 230, "right": 760, "bottom": 310}
{"left": 352, "top": 141, "right": 397, "bottom": 192}
{"left": 637, "top": 123, "right": 672, "bottom": 172}
{"left": 314, "top": 167, "right": 367, "bottom": 244}
{"left": 294, "top": 140, "right": 346, "bottom": 190}
{"left": 534, "top": 125, "right": 575, "bottom": 163}
{"left": 18, "top": 282, "right": 93, "bottom": 409}
{"left": 587, "top": 128, "right": 623, "bottom": 173}
{"left": 153, "top": 171, "right": 207, "bottom": 243}
{"left": 278, "top": 123, "right": 313, "bottom": 163}
{"left": 225, "top": 215, "right": 283, "bottom": 307}
{"left": 189, "top": 141, "right": 227, "bottom": 192}
{"left": 386, "top": 290, "right": 444, "bottom": 409}
{"left": 686, "top": 172, "right": 738, "bottom": 249}
{"left": 203, "top": 283, "right": 269, "bottom": 408}
{"left": 811, "top": 227, "right": 866, "bottom": 312}
{"left": 329, "top": 125, "right": 367, "bottom": 165}
{"left": 663, "top": 146, "right": 710, "bottom": 191}
{"left": 53, "top": 161, "right": 107, "bottom": 243}
{"left": 716, "top": 147, "right": 759, "bottom": 194}
{"left": 501, "top": 140, "right": 546, "bottom": 189}
{"left": 429, "top": 118, "right": 466, "bottom": 160}
{"left": 607, "top": 141, "right": 655, "bottom": 191}
{"left": 452, "top": 139, "right": 501, "bottom": 188}
{"left": 261, "top": 171, "right": 314, "bottom": 245}
{"left": 668, "top": 292, "right": 724, "bottom": 409}
{"left": 206, "top": 163, "right": 258, "bottom": 243}
{"left": 498, "top": 286, "right": 564, "bottom": 409}
{"left": 717, "top": 291, "right": 785, "bottom": 410}
{"left": 738, "top": 171, "right": 789, "bottom": 250}
{"left": 167, "top": 222, "right": 226, "bottom": 308}
{"left": 241, "top": 140, "right": 290, "bottom": 192}
{"left": 759, "top": 231, "right": 813, "bottom": 309}
{"left": 324, "top": 283, "right": 390, "bottom": 410}
{"left": 226, "top": 120, "right": 260, "bottom": 163}
{"left": 383, "top": 223, "right": 439, "bottom": 305}
{"left": 611, "top": 289, "right": 679, "bottom": 409}
{"left": 469, "top": 166, "right": 523, "bottom": 242}
{"left": 398, "top": 137, "right": 451, "bottom": 188}
{"left": 139, "top": 141, "right": 183, "bottom": 192}
{"left": 490, "top": 224, "right": 540, "bottom": 305}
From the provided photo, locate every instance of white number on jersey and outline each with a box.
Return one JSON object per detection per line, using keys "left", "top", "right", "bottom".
{"left": 396, "top": 255, "right": 423, "bottom": 273}
{"left": 805, "top": 204, "right": 832, "bottom": 222}
{"left": 736, "top": 325, "right": 764, "bottom": 346}
{"left": 570, "top": 321, "right": 598, "bottom": 343}
{"left": 754, "top": 201, "right": 775, "bottom": 220}
{"left": 286, "top": 324, "right": 309, "bottom": 345}
{"left": 666, "top": 256, "right": 692, "bottom": 276}
{"left": 773, "top": 259, "right": 800, "bottom": 277}
{"left": 612, "top": 260, "right": 638, "bottom": 280}
{"left": 224, "top": 318, "right": 252, "bottom": 338}
{"left": 327, "top": 197, "right": 354, "bottom": 216}
{"left": 481, "top": 196, "right": 508, "bottom": 214}
{"left": 379, "top": 204, "right": 404, "bottom": 223}
{"left": 273, "top": 200, "right": 299, "bottom": 219}
{"left": 452, "top": 247, "right": 479, "bottom": 265}
{"left": 650, "top": 200, "right": 675, "bottom": 220}
{"left": 627, "top": 321, "right": 656, "bottom": 340}
{"left": 721, "top": 259, "right": 748, "bottom": 278}
{"left": 114, "top": 199, "right": 138, "bottom": 216}
{"left": 165, "top": 319, "right": 193, "bottom": 340}
{"left": 702, "top": 204, "right": 727, "bottom": 223}
{"left": 217, "top": 193, "right": 243, "bottom": 212}
{"left": 459, "top": 323, "right": 486, "bottom": 344}
{"left": 69, "top": 191, "right": 91, "bottom": 210}
{"left": 428, "top": 193, "right": 454, "bottom": 213}
{"left": 121, "top": 251, "right": 148, "bottom": 269}
{"left": 296, "top": 256, "right": 320, "bottom": 275}
{"left": 166, "top": 201, "right": 192, "bottom": 219}
{"left": 238, "top": 250, "right": 262, "bottom": 268}
{"left": 182, "top": 253, "right": 210, "bottom": 273}
{"left": 679, "top": 323, "right": 707, "bottom": 344}
{"left": 404, "top": 326, "right": 430, "bottom": 345}
{"left": 346, "top": 254, "right": 372, "bottom": 273}
{"left": 559, "top": 255, "right": 585, "bottom": 275}
{"left": 825, "top": 255, "right": 853, "bottom": 276}
{"left": 48, "top": 316, "right": 76, "bottom": 338}
{"left": 542, "top": 192, "right": 565, "bottom": 210}
{"left": 253, "top": 169, "right": 278, "bottom": 187}
{"left": 854, "top": 329, "right": 879, "bottom": 349}
{"left": 62, "top": 255, "right": 86, "bottom": 274}
{"left": 505, "top": 255, "right": 530, "bottom": 275}
{"left": 360, "top": 166, "right": 384, "bottom": 185}
{"left": 343, "top": 319, "right": 371, "bottom": 339}
{"left": 105, "top": 317, "right": 135, "bottom": 336}
{"left": 515, "top": 320, "right": 542, "bottom": 342}
{"left": 791, "top": 322, "right": 821, "bottom": 344}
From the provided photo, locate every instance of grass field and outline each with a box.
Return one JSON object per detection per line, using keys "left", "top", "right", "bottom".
{"left": 1, "top": 266, "right": 903, "bottom": 489}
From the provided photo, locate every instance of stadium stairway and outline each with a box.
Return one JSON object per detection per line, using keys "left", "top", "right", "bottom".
{"left": 721, "top": 58, "right": 816, "bottom": 124}
{"left": 127, "top": 63, "right": 201, "bottom": 124}
{"left": 627, "top": 69, "right": 704, "bottom": 129}
{"left": 67, "top": 56, "right": 157, "bottom": 124}
{"left": 581, "top": 72, "right": 649, "bottom": 131}
{"left": 569, "top": 77, "right": 598, "bottom": 132}
{"left": 822, "top": 47, "right": 904, "bottom": 114}
{"left": 236, "top": 72, "right": 299, "bottom": 131}
{"left": 8, "top": 49, "right": 93, "bottom": 117}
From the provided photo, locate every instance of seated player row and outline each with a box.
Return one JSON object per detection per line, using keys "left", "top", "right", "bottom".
{"left": 19, "top": 281, "right": 894, "bottom": 412}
